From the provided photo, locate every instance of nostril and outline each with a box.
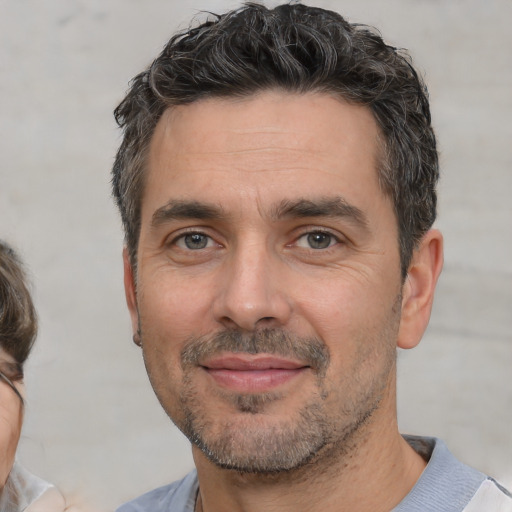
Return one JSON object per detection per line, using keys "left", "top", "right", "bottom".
{"left": 255, "top": 316, "right": 279, "bottom": 328}
{"left": 219, "top": 316, "right": 239, "bottom": 329}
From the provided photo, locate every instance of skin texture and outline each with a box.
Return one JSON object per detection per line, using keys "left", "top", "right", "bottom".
{"left": 0, "top": 348, "right": 24, "bottom": 488}
{"left": 124, "top": 91, "right": 443, "bottom": 511}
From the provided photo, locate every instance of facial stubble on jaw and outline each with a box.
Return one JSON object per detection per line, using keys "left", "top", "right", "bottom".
{"left": 177, "top": 329, "right": 332, "bottom": 474}
{"left": 148, "top": 328, "right": 392, "bottom": 476}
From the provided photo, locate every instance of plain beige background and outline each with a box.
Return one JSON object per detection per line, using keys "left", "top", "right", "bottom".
{"left": 0, "top": 0, "right": 511, "bottom": 510}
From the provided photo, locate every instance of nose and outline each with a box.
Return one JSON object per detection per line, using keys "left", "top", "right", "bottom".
{"left": 212, "top": 240, "right": 292, "bottom": 331}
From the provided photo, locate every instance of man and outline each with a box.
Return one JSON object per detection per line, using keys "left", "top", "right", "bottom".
{"left": 112, "top": 3, "right": 511, "bottom": 511}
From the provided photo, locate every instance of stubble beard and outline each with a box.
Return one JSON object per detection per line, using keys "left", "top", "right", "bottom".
{"left": 160, "top": 328, "right": 397, "bottom": 476}
{"left": 180, "top": 372, "right": 332, "bottom": 474}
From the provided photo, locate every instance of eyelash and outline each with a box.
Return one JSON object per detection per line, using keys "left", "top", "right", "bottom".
{"left": 0, "top": 362, "right": 23, "bottom": 381}
{"left": 168, "top": 228, "right": 343, "bottom": 251}
{"left": 293, "top": 229, "right": 343, "bottom": 250}
{"left": 169, "top": 230, "right": 219, "bottom": 250}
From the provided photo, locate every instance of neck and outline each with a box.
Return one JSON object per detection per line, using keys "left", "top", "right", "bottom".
{"left": 193, "top": 388, "right": 426, "bottom": 512}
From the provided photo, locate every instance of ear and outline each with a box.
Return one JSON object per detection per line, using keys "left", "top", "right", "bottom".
{"left": 397, "top": 229, "right": 443, "bottom": 350}
{"left": 123, "top": 247, "right": 140, "bottom": 337}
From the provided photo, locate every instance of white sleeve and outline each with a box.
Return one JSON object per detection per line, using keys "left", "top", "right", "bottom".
{"left": 463, "top": 479, "right": 512, "bottom": 512}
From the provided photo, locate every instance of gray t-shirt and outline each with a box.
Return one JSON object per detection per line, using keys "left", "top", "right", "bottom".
{"left": 116, "top": 436, "right": 512, "bottom": 512}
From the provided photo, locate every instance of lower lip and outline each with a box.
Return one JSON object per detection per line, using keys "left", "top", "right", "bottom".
{"left": 204, "top": 368, "right": 307, "bottom": 392}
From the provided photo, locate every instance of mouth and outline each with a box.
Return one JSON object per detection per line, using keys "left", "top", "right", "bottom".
{"left": 200, "top": 354, "right": 310, "bottom": 393}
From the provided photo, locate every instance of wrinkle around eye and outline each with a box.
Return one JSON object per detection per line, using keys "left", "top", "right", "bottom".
{"left": 160, "top": 230, "right": 226, "bottom": 266}
{"left": 282, "top": 234, "right": 350, "bottom": 269}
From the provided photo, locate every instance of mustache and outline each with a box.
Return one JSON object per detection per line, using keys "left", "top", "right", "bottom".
{"left": 180, "top": 329, "right": 330, "bottom": 375}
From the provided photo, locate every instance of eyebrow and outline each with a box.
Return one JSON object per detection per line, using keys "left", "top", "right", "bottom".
{"left": 151, "top": 200, "right": 226, "bottom": 228}
{"left": 271, "top": 197, "right": 369, "bottom": 228}
{"left": 150, "top": 196, "right": 369, "bottom": 230}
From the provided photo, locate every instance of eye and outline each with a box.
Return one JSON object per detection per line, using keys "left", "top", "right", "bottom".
{"left": 175, "top": 232, "right": 215, "bottom": 250}
{"left": 0, "top": 365, "right": 24, "bottom": 403}
{"left": 0, "top": 362, "right": 23, "bottom": 382}
{"left": 296, "top": 231, "right": 338, "bottom": 250}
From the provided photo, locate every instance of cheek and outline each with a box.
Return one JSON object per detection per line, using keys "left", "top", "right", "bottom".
{"left": 137, "top": 275, "right": 211, "bottom": 405}
{"left": 139, "top": 272, "right": 217, "bottom": 341}
{"left": 295, "top": 278, "right": 373, "bottom": 334}
{"left": 296, "top": 275, "right": 400, "bottom": 358}
{"left": 0, "top": 396, "right": 23, "bottom": 486}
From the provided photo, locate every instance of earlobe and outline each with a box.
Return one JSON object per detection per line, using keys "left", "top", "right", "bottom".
{"left": 123, "top": 248, "right": 140, "bottom": 338}
{"left": 397, "top": 229, "right": 444, "bottom": 350}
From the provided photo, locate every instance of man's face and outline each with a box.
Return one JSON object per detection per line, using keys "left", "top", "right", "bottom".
{"left": 125, "top": 91, "right": 404, "bottom": 473}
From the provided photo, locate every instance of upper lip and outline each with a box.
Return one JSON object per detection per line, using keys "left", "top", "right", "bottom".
{"left": 201, "top": 354, "right": 309, "bottom": 371}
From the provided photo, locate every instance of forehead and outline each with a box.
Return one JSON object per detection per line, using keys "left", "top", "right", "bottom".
{"left": 144, "top": 91, "right": 386, "bottom": 217}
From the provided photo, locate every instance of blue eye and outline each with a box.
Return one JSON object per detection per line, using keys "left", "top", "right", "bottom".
{"left": 296, "top": 232, "right": 337, "bottom": 249}
{"left": 176, "top": 233, "right": 211, "bottom": 250}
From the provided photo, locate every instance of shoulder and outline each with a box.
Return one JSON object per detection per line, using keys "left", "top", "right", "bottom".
{"left": 116, "top": 470, "right": 198, "bottom": 512}
{"left": 25, "top": 487, "right": 66, "bottom": 512}
{"left": 396, "top": 436, "right": 512, "bottom": 512}
{"left": 463, "top": 478, "right": 512, "bottom": 512}
{"left": 0, "top": 462, "right": 66, "bottom": 512}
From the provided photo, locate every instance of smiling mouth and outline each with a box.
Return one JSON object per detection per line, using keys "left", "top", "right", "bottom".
{"left": 201, "top": 354, "right": 310, "bottom": 393}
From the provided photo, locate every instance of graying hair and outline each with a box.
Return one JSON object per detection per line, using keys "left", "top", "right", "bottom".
{"left": 113, "top": 2, "right": 438, "bottom": 277}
